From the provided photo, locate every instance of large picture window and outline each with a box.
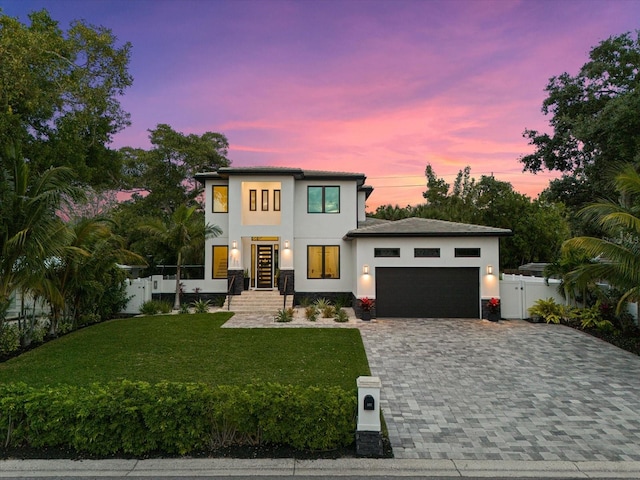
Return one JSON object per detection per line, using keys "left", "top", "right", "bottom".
{"left": 307, "top": 245, "right": 340, "bottom": 279}
{"left": 212, "top": 186, "right": 228, "bottom": 213}
{"left": 307, "top": 186, "right": 340, "bottom": 213}
{"left": 212, "top": 245, "right": 228, "bottom": 279}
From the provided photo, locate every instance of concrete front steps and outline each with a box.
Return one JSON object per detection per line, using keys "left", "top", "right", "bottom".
{"left": 223, "top": 289, "right": 293, "bottom": 314}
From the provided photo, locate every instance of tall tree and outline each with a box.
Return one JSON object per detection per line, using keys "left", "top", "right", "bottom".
{"left": 120, "top": 124, "right": 230, "bottom": 215}
{"left": 0, "top": 9, "right": 132, "bottom": 189}
{"left": 138, "top": 205, "right": 222, "bottom": 309}
{"left": 520, "top": 31, "right": 640, "bottom": 215}
{"left": 0, "top": 145, "right": 80, "bottom": 331}
{"left": 562, "top": 164, "right": 640, "bottom": 313}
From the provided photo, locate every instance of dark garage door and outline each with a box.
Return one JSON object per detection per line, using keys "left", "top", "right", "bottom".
{"left": 376, "top": 267, "right": 480, "bottom": 318}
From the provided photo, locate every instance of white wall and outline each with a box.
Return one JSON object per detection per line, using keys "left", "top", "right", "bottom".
{"left": 353, "top": 236, "right": 500, "bottom": 300}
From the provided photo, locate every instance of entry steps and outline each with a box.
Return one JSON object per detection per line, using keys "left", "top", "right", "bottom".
{"left": 223, "top": 289, "right": 293, "bottom": 314}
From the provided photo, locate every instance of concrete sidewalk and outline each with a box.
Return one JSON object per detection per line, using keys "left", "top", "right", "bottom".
{"left": 2, "top": 458, "right": 640, "bottom": 477}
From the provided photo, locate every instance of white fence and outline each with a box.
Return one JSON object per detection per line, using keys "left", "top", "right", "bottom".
{"left": 499, "top": 274, "right": 565, "bottom": 320}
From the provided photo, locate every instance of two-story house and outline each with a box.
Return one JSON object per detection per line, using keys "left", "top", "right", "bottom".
{"left": 195, "top": 167, "right": 511, "bottom": 319}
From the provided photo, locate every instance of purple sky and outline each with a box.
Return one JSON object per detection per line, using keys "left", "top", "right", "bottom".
{"left": 4, "top": 0, "right": 640, "bottom": 210}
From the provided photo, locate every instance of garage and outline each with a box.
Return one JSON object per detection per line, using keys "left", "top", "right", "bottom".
{"left": 376, "top": 267, "right": 480, "bottom": 318}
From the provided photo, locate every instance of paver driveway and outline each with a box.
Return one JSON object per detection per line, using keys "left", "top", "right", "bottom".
{"left": 358, "top": 318, "right": 640, "bottom": 461}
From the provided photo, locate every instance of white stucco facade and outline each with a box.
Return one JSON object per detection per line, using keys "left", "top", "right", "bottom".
{"left": 195, "top": 167, "right": 510, "bottom": 319}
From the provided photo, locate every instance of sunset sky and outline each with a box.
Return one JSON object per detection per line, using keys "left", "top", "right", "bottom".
{"left": 4, "top": 0, "right": 640, "bottom": 210}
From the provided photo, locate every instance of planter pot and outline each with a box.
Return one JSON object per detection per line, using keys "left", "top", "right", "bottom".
{"left": 361, "top": 311, "right": 372, "bottom": 321}
{"left": 244, "top": 278, "right": 250, "bottom": 290}
{"left": 487, "top": 312, "right": 500, "bottom": 322}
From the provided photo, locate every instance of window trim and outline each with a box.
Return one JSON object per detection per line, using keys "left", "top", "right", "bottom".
{"left": 307, "top": 186, "right": 340, "bottom": 214}
{"left": 212, "top": 185, "right": 228, "bottom": 213}
{"left": 307, "top": 245, "right": 340, "bottom": 279}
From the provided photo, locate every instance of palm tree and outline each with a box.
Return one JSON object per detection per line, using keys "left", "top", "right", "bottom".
{"left": 562, "top": 164, "right": 640, "bottom": 313}
{"left": 139, "top": 205, "right": 222, "bottom": 309}
{"left": 0, "top": 145, "right": 80, "bottom": 331}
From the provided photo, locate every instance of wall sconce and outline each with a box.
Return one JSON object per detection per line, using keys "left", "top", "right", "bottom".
{"left": 284, "top": 240, "right": 290, "bottom": 250}
{"left": 362, "top": 264, "right": 369, "bottom": 275}
{"left": 487, "top": 265, "right": 493, "bottom": 275}
{"left": 232, "top": 240, "right": 238, "bottom": 250}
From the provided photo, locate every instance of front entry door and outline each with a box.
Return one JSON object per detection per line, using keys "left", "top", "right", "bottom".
{"left": 256, "top": 245, "right": 273, "bottom": 289}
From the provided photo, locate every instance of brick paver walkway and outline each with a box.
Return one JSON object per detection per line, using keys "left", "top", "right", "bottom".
{"left": 358, "top": 318, "right": 640, "bottom": 461}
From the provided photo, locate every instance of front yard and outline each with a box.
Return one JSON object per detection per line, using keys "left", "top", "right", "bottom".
{"left": 0, "top": 312, "right": 370, "bottom": 389}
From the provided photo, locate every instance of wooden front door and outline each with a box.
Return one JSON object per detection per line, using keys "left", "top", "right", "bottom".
{"left": 256, "top": 245, "right": 273, "bottom": 289}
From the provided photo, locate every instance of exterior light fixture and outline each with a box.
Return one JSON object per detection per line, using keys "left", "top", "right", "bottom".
{"left": 284, "top": 240, "right": 290, "bottom": 250}
{"left": 232, "top": 240, "right": 238, "bottom": 250}
{"left": 362, "top": 264, "right": 369, "bottom": 275}
{"left": 487, "top": 265, "right": 493, "bottom": 275}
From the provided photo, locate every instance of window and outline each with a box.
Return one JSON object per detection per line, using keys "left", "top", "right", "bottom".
{"left": 249, "top": 190, "right": 257, "bottom": 211}
{"left": 212, "top": 186, "right": 228, "bottom": 213}
{"left": 261, "top": 189, "right": 269, "bottom": 211}
{"left": 307, "top": 186, "right": 340, "bottom": 213}
{"left": 307, "top": 246, "right": 340, "bottom": 279}
{"left": 415, "top": 248, "right": 440, "bottom": 258}
{"left": 274, "top": 189, "right": 281, "bottom": 211}
{"left": 455, "top": 248, "right": 481, "bottom": 257}
{"left": 374, "top": 248, "right": 400, "bottom": 257}
{"left": 212, "top": 245, "right": 228, "bottom": 279}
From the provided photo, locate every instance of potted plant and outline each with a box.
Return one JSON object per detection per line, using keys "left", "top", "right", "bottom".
{"left": 359, "top": 297, "right": 375, "bottom": 321}
{"left": 487, "top": 297, "right": 500, "bottom": 322}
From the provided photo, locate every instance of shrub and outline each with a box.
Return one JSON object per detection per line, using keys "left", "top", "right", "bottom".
{"left": 140, "top": 300, "right": 160, "bottom": 315}
{"left": 528, "top": 298, "right": 568, "bottom": 324}
{"left": 0, "top": 324, "right": 20, "bottom": 356}
{"left": 179, "top": 303, "right": 191, "bottom": 314}
{"left": 274, "top": 308, "right": 293, "bottom": 323}
{"left": 191, "top": 299, "right": 211, "bottom": 314}
{"left": 575, "top": 303, "right": 614, "bottom": 332}
{"left": 0, "top": 381, "right": 356, "bottom": 455}
{"left": 334, "top": 308, "right": 349, "bottom": 323}
{"left": 158, "top": 300, "right": 173, "bottom": 314}
{"left": 305, "top": 305, "right": 318, "bottom": 322}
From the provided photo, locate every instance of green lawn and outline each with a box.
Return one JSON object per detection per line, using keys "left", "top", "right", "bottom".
{"left": 0, "top": 313, "right": 370, "bottom": 390}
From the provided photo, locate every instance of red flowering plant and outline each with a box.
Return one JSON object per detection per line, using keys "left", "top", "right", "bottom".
{"left": 359, "top": 297, "right": 375, "bottom": 311}
{"left": 487, "top": 297, "right": 500, "bottom": 313}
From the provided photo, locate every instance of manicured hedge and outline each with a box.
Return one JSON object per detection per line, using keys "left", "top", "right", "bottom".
{"left": 0, "top": 381, "right": 356, "bottom": 455}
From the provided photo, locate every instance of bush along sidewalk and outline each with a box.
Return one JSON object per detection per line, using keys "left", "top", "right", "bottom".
{"left": 0, "top": 381, "right": 356, "bottom": 456}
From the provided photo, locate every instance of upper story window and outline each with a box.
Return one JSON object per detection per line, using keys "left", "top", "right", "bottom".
{"left": 274, "top": 190, "right": 281, "bottom": 211}
{"left": 308, "top": 186, "right": 340, "bottom": 213}
{"left": 212, "top": 186, "right": 228, "bottom": 213}
{"left": 455, "top": 248, "right": 481, "bottom": 257}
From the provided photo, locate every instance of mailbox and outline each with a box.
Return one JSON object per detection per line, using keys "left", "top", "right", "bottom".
{"left": 356, "top": 376, "right": 381, "bottom": 432}
{"left": 364, "top": 394, "right": 375, "bottom": 410}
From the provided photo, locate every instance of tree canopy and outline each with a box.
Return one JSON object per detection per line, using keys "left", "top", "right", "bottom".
{"left": 0, "top": 9, "right": 132, "bottom": 189}
{"left": 521, "top": 31, "right": 640, "bottom": 211}
{"left": 374, "top": 164, "right": 570, "bottom": 269}
{"left": 119, "top": 124, "right": 230, "bottom": 216}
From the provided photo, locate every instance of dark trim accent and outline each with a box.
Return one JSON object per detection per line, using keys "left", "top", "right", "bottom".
{"left": 345, "top": 231, "right": 512, "bottom": 238}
